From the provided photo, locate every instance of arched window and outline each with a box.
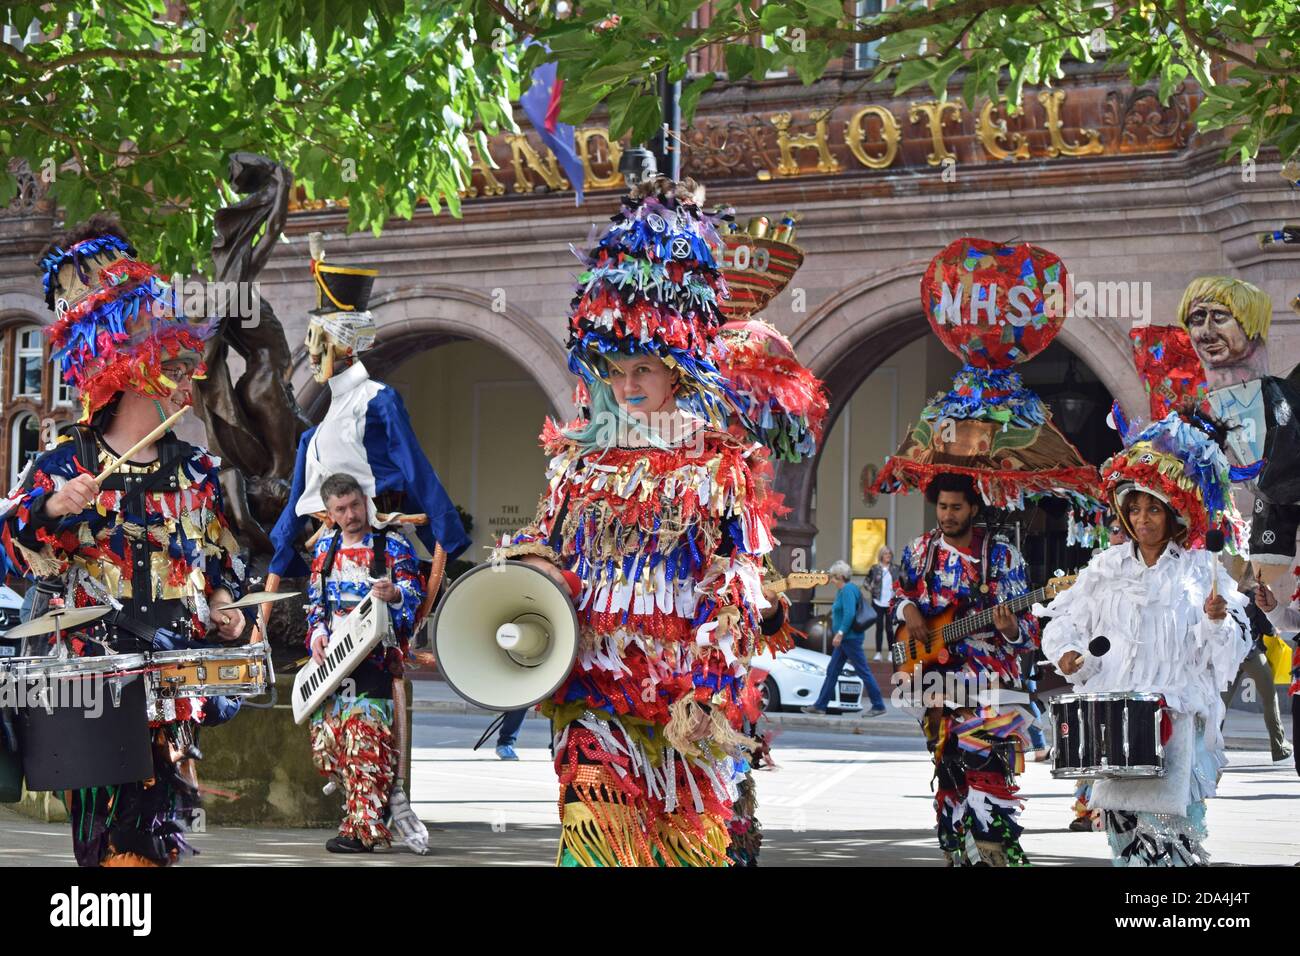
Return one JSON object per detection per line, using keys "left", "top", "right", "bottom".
{"left": 9, "top": 412, "right": 39, "bottom": 488}
{"left": 1, "top": 317, "right": 74, "bottom": 487}
{"left": 13, "top": 325, "right": 43, "bottom": 399}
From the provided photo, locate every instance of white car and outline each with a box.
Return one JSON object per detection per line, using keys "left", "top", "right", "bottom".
{"left": 750, "top": 645, "right": 866, "bottom": 713}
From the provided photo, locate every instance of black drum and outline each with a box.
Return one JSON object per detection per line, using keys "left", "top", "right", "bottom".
{"left": 15, "top": 653, "right": 153, "bottom": 791}
{"left": 1051, "top": 691, "right": 1165, "bottom": 780}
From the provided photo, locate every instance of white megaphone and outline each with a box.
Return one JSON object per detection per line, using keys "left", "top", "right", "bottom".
{"left": 432, "top": 561, "right": 579, "bottom": 711}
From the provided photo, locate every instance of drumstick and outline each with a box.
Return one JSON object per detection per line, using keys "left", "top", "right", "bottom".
{"left": 1205, "top": 529, "right": 1225, "bottom": 604}
{"left": 94, "top": 406, "right": 189, "bottom": 483}
{"left": 260, "top": 573, "right": 281, "bottom": 638}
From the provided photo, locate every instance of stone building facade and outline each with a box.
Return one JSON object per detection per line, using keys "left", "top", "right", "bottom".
{"left": 2, "top": 62, "right": 1297, "bottom": 584}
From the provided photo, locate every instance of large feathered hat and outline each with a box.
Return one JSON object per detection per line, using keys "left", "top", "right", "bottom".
{"left": 872, "top": 238, "right": 1104, "bottom": 531}
{"left": 713, "top": 213, "right": 826, "bottom": 462}
{"left": 565, "top": 177, "right": 735, "bottom": 427}
{"left": 37, "top": 217, "right": 212, "bottom": 421}
{"left": 715, "top": 321, "right": 826, "bottom": 463}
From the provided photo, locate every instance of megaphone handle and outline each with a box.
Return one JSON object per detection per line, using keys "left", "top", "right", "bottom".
{"left": 414, "top": 543, "right": 447, "bottom": 629}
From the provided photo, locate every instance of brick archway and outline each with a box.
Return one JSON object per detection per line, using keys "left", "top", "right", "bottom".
{"left": 0, "top": 289, "right": 74, "bottom": 486}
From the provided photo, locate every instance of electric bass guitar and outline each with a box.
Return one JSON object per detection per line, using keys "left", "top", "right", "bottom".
{"left": 763, "top": 572, "right": 830, "bottom": 594}
{"left": 889, "top": 575, "right": 1076, "bottom": 673}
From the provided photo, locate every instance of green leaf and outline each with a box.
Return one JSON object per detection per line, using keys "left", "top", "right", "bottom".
{"left": 759, "top": 5, "right": 801, "bottom": 30}
{"left": 629, "top": 92, "right": 664, "bottom": 144}
{"left": 679, "top": 74, "right": 715, "bottom": 125}
{"left": 0, "top": 170, "right": 16, "bottom": 206}
{"left": 894, "top": 57, "right": 937, "bottom": 95}
{"left": 750, "top": 46, "right": 776, "bottom": 82}
{"left": 798, "top": 0, "right": 846, "bottom": 24}
{"left": 557, "top": 82, "right": 613, "bottom": 126}
{"left": 605, "top": 85, "right": 640, "bottom": 140}
{"left": 725, "top": 43, "right": 757, "bottom": 81}
{"left": 928, "top": 53, "right": 964, "bottom": 99}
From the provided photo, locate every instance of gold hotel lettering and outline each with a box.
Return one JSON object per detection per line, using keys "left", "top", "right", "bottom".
{"left": 844, "top": 105, "right": 901, "bottom": 170}
{"left": 770, "top": 109, "right": 843, "bottom": 176}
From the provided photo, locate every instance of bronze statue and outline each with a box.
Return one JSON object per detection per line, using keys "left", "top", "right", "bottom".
{"left": 194, "top": 152, "right": 314, "bottom": 555}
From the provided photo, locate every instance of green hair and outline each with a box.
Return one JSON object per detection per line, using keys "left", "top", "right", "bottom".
{"left": 562, "top": 378, "right": 675, "bottom": 452}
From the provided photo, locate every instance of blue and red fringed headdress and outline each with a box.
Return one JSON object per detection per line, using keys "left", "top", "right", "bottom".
{"left": 38, "top": 225, "right": 213, "bottom": 421}
{"left": 1102, "top": 404, "right": 1247, "bottom": 550}
{"left": 565, "top": 178, "right": 737, "bottom": 428}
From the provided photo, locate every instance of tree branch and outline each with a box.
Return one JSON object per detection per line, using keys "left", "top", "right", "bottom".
{"left": 0, "top": 40, "right": 203, "bottom": 72}
{"left": 0, "top": 116, "right": 187, "bottom": 162}
{"left": 937, "top": 12, "right": 986, "bottom": 62}
{"left": 1168, "top": 0, "right": 1293, "bottom": 76}
{"left": 479, "top": 0, "right": 540, "bottom": 36}
{"left": 678, "top": 0, "right": 1048, "bottom": 46}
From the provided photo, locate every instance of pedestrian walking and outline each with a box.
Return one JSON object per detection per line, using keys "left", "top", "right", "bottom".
{"left": 864, "top": 546, "right": 900, "bottom": 661}
{"left": 802, "top": 561, "right": 886, "bottom": 716}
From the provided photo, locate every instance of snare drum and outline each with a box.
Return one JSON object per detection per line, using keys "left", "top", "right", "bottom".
{"left": 1051, "top": 691, "right": 1165, "bottom": 780}
{"left": 148, "top": 644, "right": 269, "bottom": 700}
{"left": 12, "top": 652, "right": 153, "bottom": 790}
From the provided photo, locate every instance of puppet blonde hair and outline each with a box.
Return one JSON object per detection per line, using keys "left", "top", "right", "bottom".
{"left": 1177, "top": 276, "right": 1272, "bottom": 341}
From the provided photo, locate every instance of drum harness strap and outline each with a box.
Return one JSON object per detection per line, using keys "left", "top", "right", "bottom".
{"left": 317, "top": 525, "right": 391, "bottom": 644}
{"left": 28, "top": 426, "right": 197, "bottom": 653}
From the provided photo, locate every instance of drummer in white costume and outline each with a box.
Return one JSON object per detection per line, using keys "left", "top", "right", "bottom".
{"left": 1036, "top": 408, "right": 1250, "bottom": 866}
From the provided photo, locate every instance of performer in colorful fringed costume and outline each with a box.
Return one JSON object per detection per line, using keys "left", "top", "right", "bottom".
{"left": 1037, "top": 407, "right": 1251, "bottom": 865}
{"left": 894, "top": 473, "right": 1040, "bottom": 865}
{"left": 872, "top": 237, "right": 1107, "bottom": 865}
{"left": 496, "top": 178, "right": 798, "bottom": 867}
{"left": 305, "top": 473, "right": 425, "bottom": 853}
{"left": 0, "top": 216, "right": 249, "bottom": 866}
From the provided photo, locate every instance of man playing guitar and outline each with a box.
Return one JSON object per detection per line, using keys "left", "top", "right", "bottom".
{"left": 894, "top": 473, "right": 1039, "bottom": 866}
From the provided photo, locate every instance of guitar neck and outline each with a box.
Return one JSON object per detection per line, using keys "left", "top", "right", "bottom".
{"left": 938, "top": 587, "right": 1047, "bottom": 644}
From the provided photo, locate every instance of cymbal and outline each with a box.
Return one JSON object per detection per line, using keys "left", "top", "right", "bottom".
{"left": 222, "top": 590, "right": 303, "bottom": 611}
{"left": 5, "top": 605, "right": 112, "bottom": 640}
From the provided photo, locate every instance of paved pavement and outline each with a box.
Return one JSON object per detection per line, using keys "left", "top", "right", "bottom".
{"left": 2, "top": 710, "right": 1296, "bottom": 866}
{"left": 409, "top": 674, "right": 1285, "bottom": 750}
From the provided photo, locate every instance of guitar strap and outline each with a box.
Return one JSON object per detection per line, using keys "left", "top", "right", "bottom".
{"left": 317, "top": 526, "right": 390, "bottom": 637}
{"left": 922, "top": 526, "right": 997, "bottom": 613}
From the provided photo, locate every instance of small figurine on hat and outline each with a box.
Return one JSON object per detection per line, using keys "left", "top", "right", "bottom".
{"left": 715, "top": 211, "right": 828, "bottom": 463}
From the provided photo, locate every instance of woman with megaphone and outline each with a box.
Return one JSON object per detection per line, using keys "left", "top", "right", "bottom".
{"left": 487, "top": 178, "right": 797, "bottom": 867}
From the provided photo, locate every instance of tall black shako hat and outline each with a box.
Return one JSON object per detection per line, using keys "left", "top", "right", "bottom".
{"left": 311, "top": 261, "right": 378, "bottom": 315}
